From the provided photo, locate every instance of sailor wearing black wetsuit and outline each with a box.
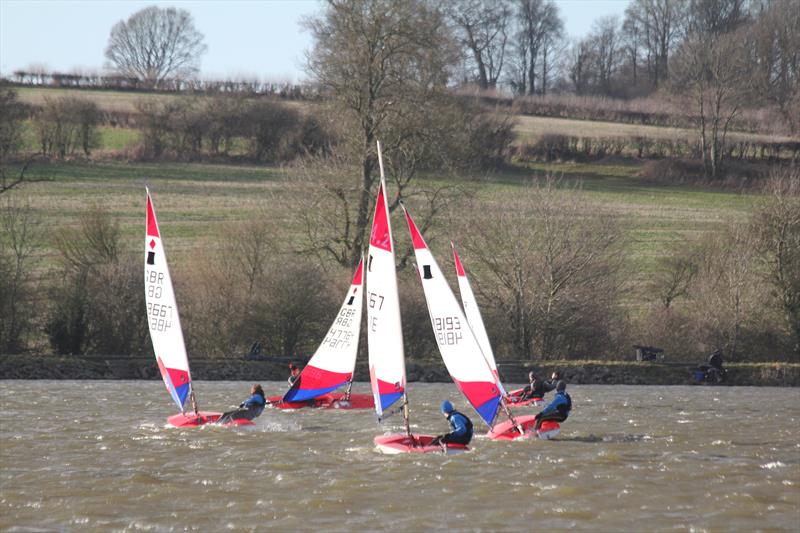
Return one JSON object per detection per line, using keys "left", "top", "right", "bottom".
{"left": 519, "top": 371, "right": 557, "bottom": 401}
{"left": 534, "top": 380, "right": 571, "bottom": 431}
{"left": 431, "top": 400, "right": 473, "bottom": 446}
{"left": 219, "top": 384, "right": 266, "bottom": 423}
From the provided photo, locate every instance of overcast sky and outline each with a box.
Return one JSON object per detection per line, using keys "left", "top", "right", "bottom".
{"left": 0, "top": 0, "right": 631, "bottom": 82}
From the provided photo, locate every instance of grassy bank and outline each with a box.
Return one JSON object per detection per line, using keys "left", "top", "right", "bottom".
{"left": 13, "top": 159, "right": 756, "bottom": 280}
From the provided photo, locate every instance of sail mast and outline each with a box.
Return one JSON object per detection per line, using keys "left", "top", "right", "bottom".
{"left": 376, "top": 141, "right": 412, "bottom": 438}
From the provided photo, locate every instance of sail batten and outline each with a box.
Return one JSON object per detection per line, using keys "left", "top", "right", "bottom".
{"left": 145, "top": 189, "right": 193, "bottom": 413}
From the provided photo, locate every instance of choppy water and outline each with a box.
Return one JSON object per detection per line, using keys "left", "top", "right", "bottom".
{"left": 1, "top": 381, "right": 798, "bottom": 532}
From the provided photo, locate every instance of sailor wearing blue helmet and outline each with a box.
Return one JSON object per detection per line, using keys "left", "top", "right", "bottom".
{"left": 430, "top": 400, "right": 473, "bottom": 446}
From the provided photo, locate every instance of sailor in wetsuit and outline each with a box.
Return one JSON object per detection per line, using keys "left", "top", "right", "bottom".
{"left": 533, "top": 380, "right": 571, "bottom": 431}
{"left": 287, "top": 363, "right": 301, "bottom": 388}
{"left": 219, "top": 384, "right": 266, "bottom": 423}
{"left": 430, "top": 400, "right": 473, "bottom": 446}
{"left": 518, "top": 371, "right": 557, "bottom": 402}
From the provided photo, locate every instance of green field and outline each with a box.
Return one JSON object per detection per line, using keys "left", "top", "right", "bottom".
{"left": 7, "top": 85, "right": 767, "bottom": 304}
{"left": 11, "top": 160, "right": 757, "bottom": 295}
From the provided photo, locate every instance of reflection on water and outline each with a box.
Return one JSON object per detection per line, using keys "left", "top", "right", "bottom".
{"left": 1, "top": 381, "right": 798, "bottom": 531}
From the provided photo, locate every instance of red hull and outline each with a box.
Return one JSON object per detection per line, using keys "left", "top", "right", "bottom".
{"left": 505, "top": 388, "right": 543, "bottom": 407}
{"left": 268, "top": 392, "right": 374, "bottom": 410}
{"left": 166, "top": 411, "right": 255, "bottom": 427}
{"left": 167, "top": 411, "right": 222, "bottom": 427}
{"left": 487, "top": 414, "right": 544, "bottom": 440}
{"left": 374, "top": 434, "right": 468, "bottom": 455}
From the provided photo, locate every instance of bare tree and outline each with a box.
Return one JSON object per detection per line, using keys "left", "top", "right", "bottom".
{"left": 687, "top": 0, "right": 749, "bottom": 37}
{"left": 671, "top": 26, "right": 752, "bottom": 178}
{"left": 47, "top": 206, "right": 148, "bottom": 356}
{"left": 304, "top": 0, "right": 470, "bottom": 268}
{"left": 105, "top": 6, "right": 207, "bottom": 87}
{"left": 0, "top": 87, "right": 49, "bottom": 196}
{"left": 446, "top": 0, "right": 512, "bottom": 90}
{"left": 0, "top": 197, "right": 41, "bottom": 354}
{"left": 653, "top": 245, "right": 699, "bottom": 308}
{"left": 461, "top": 178, "right": 624, "bottom": 359}
{"left": 509, "top": 0, "right": 563, "bottom": 95}
{"left": 590, "top": 16, "right": 622, "bottom": 95}
{"left": 749, "top": 1, "right": 800, "bottom": 134}
{"left": 624, "top": 0, "right": 687, "bottom": 87}
{"left": 751, "top": 168, "right": 800, "bottom": 357}
{"left": 569, "top": 39, "right": 593, "bottom": 94}
{"left": 693, "top": 224, "right": 758, "bottom": 360}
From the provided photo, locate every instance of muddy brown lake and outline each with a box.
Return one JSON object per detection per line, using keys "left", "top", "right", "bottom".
{"left": 1, "top": 381, "right": 798, "bottom": 531}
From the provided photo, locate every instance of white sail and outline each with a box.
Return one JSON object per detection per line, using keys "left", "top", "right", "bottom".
{"left": 367, "top": 152, "right": 406, "bottom": 418}
{"left": 283, "top": 258, "right": 365, "bottom": 402}
{"left": 145, "top": 188, "right": 193, "bottom": 412}
{"left": 402, "top": 205, "right": 501, "bottom": 427}
{"left": 452, "top": 244, "right": 506, "bottom": 396}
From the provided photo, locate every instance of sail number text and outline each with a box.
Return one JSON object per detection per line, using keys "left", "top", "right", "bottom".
{"left": 323, "top": 308, "right": 357, "bottom": 349}
{"left": 368, "top": 291, "right": 384, "bottom": 332}
{"left": 434, "top": 316, "right": 462, "bottom": 345}
{"left": 145, "top": 269, "right": 172, "bottom": 331}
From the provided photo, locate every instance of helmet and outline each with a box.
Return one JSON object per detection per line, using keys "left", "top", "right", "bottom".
{"left": 440, "top": 400, "right": 454, "bottom": 414}
{"left": 556, "top": 380, "right": 566, "bottom": 392}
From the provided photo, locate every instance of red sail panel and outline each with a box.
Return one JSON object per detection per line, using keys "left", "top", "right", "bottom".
{"left": 369, "top": 183, "right": 392, "bottom": 252}
{"left": 146, "top": 195, "right": 160, "bottom": 238}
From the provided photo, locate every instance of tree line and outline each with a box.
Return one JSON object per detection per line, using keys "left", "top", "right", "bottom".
{"left": 1, "top": 171, "right": 797, "bottom": 362}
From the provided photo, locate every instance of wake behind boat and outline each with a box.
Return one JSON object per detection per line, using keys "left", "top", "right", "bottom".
{"left": 145, "top": 188, "right": 252, "bottom": 428}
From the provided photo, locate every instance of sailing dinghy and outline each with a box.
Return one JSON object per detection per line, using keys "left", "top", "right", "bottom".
{"left": 451, "top": 246, "right": 559, "bottom": 436}
{"left": 268, "top": 258, "right": 374, "bottom": 410}
{"left": 369, "top": 142, "right": 466, "bottom": 455}
{"left": 401, "top": 205, "right": 543, "bottom": 441}
{"left": 145, "top": 188, "right": 251, "bottom": 427}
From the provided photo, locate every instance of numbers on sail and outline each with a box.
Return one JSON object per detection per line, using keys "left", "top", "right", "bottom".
{"left": 434, "top": 316, "right": 462, "bottom": 345}
{"left": 322, "top": 328, "right": 354, "bottom": 349}
{"left": 145, "top": 269, "right": 165, "bottom": 299}
{"left": 334, "top": 307, "right": 356, "bottom": 328}
{"left": 368, "top": 292, "right": 385, "bottom": 332}
{"left": 147, "top": 302, "right": 174, "bottom": 331}
{"left": 368, "top": 292, "right": 384, "bottom": 310}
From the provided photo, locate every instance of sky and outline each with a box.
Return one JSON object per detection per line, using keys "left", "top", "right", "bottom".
{"left": 0, "top": 0, "right": 631, "bottom": 83}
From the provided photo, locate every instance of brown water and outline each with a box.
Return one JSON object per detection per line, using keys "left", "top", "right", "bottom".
{"left": 1, "top": 381, "right": 798, "bottom": 532}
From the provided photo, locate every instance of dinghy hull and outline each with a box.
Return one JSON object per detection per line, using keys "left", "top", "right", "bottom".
{"left": 487, "top": 415, "right": 560, "bottom": 440}
{"left": 486, "top": 414, "right": 538, "bottom": 440}
{"left": 167, "top": 411, "right": 255, "bottom": 427}
{"left": 167, "top": 411, "right": 222, "bottom": 427}
{"left": 505, "top": 388, "right": 544, "bottom": 407}
{"left": 268, "top": 392, "right": 374, "bottom": 410}
{"left": 374, "top": 434, "right": 469, "bottom": 455}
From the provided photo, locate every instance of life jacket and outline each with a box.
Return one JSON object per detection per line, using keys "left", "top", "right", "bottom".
{"left": 449, "top": 410, "right": 473, "bottom": 438}
{"left": 558, "top": 392, "right": 572, "bottom": 418}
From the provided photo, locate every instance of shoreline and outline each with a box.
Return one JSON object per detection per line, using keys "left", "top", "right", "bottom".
{"left": 1, "top": 355, "right": 797, "bottom": 386}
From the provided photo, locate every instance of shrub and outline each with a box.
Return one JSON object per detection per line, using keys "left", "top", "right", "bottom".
{"left": 32, "top": 97, "right": 100, "bottom": 158}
